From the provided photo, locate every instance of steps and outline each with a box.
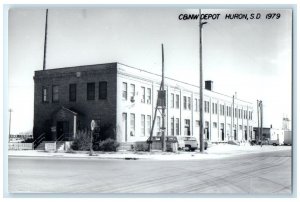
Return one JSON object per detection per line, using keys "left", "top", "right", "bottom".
{"left": 56, "top": 141, "right": 65, "bottom": 151}
{"left": 35, "top": 141, "right": 46, "bottom": 150}
{"left": 35, "top": 141, "right": 66, "bottom": 151}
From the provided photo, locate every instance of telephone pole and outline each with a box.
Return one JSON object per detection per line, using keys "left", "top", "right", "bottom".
{"left": 199, "top": 9, "right": 207, "bottom": 153}
{"left": 161, "top": 44, "right": 166, "bottom": 152}
{"left": 43, "top": 9, "right": 48, "bottom": 70}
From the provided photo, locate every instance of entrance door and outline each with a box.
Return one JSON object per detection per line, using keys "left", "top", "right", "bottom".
{"left": 57, "top": 121, "right": 69, "bottom": 140}
{"left": 122, "top": 113, "right": 127, "bottom": 142}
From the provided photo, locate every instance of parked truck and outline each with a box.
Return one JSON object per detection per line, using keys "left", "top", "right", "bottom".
{"left": 283, "top": 131, "right": 292, "bottom": 145}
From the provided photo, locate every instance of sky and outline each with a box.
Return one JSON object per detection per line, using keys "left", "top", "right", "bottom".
{"left": 8, "top": 8, "right": 292, "bottom": 134}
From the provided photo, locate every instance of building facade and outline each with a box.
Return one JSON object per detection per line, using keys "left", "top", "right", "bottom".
{"left": 33, "top": 62, "right": 254, "bottom": 144}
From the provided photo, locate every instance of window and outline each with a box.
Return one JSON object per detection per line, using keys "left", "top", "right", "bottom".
{"left": 196, "top": 120, "right": 200, "bottom": 127}
{"left": 183, "top": 96, "right": 187, "bottom": 110}
{"left": 215, "top": 103, "right": 218, "bottom": 114}
{"left": 176, "top": 94, "right": 180, "bottom": 109}
{"left": 235, "top": 108, "right": 237, "bottom": 118}
{"left": 204, "top": 101, "right": 210, "bottom": 113}
{"left": 87, "top": 83, "right": 95, "bottom": 100}
{"left": 239, "top": 125, "right": 242, "bottom": 130}
{"left": 69, "top": 84, "right": 76, "bottom": 102}
{"left": 130, "top": 113, "right": 135, "bottom": 136}
{"left": 99, "top": 81, "right": 107, "bottom": 99}
{"left": 130, "top": 84, "right": 135, "bottom": 98}
{"left": 52, "top": 85, "right": 59, "bottom": 102}
{"left": 42, "top": 87, "right": 49, "bottom": 103}
{"left": 147, "top": 115, "right": 151, "bottom": 136}
{"left": 171, "top": 93, "right": 174, "bottom": 108}
{"left": 171, "top": 118, "right": 174, "bottom": 136}
{"left": 122, "top": 82, "right": 127, "bottom": 100}
{"left": 141, "top": 87, "right": 145, "bottom": 103}
{"left": 141, "top": 115, "right": 145, "bottom": 136}
{"left": 184, "top": 119, "right": 190, "bottom": 136}
{"left": 147, "top": 88, "right": 151, "bottom": 104}
{"left": 176, "top": 118, "right": 179, "bottom": 136}
{"left": 213, "top": 122, "right": 217, "bottom": 128}
{"left": 220, "top": 104, "right": 225, "bottom": 116}
{"left": 187, "top": 97, "right": 191, "bottom": 110}
{"left": 212, "top": 102, "right": 215, "bottom": 114}
{"left": 195, "top": 99, "right": 198, "bottom": 111}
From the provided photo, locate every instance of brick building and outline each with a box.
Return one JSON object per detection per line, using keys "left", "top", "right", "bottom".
{"left": 33, "top": 62, "right": 254, "bottom": 144}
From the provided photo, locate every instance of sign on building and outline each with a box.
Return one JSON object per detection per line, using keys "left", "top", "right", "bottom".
{"left": 157, "top": 90, "right": 166, "bottom": 107}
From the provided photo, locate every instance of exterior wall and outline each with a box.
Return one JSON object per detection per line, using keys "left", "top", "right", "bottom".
{"left": 33, "top": 63, "right": 118, "bottom": 140}
{"left": 33, "top": 62, "right": 254, "bottom": 144}
{"left": 115, "top": 63, "right": 254, "bottom": 144}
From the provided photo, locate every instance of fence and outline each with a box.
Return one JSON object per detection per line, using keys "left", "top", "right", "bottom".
{"left": 9, "top": 143, "right": 33, "bottom": 150}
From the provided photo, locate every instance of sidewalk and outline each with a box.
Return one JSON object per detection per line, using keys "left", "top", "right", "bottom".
{"left": 8, "top": 144, "right": 291, "bottom": 161}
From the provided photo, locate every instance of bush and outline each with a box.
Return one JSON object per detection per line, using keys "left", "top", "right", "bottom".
{"left": 71, "top": 130, "right": 91, "bottom": 151}
{"left": 98, "top": 138, "right": 119, "bottom": 152}
{"left": 134, "top": 141, "right": 148, "bottom": 151}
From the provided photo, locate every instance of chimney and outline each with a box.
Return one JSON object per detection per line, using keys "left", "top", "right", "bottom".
{"left": 205, "top": 80, "right": 213, "bottom": 91}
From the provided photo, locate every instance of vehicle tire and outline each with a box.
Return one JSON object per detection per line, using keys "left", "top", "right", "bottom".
{"left": 272, "top": 143, "right": 277, "bottom": 146}
{"left": 191, "top": 148, "right": 195, "bottom": 152}
{"left": 187, "top": 145, "right": 191, "bottom": 151}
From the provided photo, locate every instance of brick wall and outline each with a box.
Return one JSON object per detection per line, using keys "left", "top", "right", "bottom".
{"left": 33, "top": 63, "right": 118, "bottom": 140}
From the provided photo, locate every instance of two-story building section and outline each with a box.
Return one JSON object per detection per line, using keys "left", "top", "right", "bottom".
{"left": 33, "top": 62, "right": 254, "bottom": 145}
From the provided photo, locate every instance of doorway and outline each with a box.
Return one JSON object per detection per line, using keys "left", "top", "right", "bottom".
{"left": 56, "top": 121, "right": 69, "bottom": 140}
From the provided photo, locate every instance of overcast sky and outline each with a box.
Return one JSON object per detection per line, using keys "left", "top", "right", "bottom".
{"left": 8, "top": 8, "right": 292, "bottom": 134}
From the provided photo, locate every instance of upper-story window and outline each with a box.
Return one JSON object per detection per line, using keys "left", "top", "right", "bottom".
{"left": 183, "top": 96, "right": 187, "bottom": 110}
{"left": 171, "top": 93, "right": 174, "bottom": 108}
{"left": 146, "top": 88, "right": 151, "bottom": 104}
{"left": 141, "top": 87, "right": 145, "bottom": 103}
{"left": 195, "top": 99, "right": 198, "bottom": 112}
{"left": 204, "top": 101, "right": 210, "bottom": 113}
{"left": 42, "top": 87, "right": 49, "bottom": 103}
{"left": 129, "top": 84, "right": 135, "bottom": 100}
{"left": 175, "top": 94, "right": 180, "bottom": 109}
{"left": 69, "top": 84, "right": 76, "bottom": 102}
{"left": 187, "top": 97, "right": 191, "bottom": 110}
{"left": 52, "top": 85, "right": 59, "bottom": 103}
{"left": 122, "top": 82, "right": 127, "bottom": 100}
{"left": 87, "top": 83, "right": 95, "bottom": 100}
{"left": 99, "top": 81, "right": 107, "bottom": 100}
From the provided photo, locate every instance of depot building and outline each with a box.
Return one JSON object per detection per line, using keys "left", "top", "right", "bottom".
{"left": 33, "top": 62, "right": 254, "bottom": 145}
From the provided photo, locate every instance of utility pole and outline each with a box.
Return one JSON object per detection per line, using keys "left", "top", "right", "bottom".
{"left": 232, "top": 94, "right": 234, "bottom": 141}
{"left": 199, "top": 9, "right": 207, "bottom": 153}
{"left": 257, "top": 100, "right": 260, "bottom": 142}
{"left": 43, "top": 9, "right": 48, "bottom": 70}
{"left": 260, "top": 100, "right": 263, "bottom": 142}
{"left": 161, "top": 44, "right": 166, "bottom": 152}
{"left": 9, "top": 109, "right": 12, "bottom": 141}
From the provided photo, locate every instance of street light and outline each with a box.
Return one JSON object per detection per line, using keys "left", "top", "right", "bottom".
{"left": 199, "top": 9, "right": 207, "bottom": 153}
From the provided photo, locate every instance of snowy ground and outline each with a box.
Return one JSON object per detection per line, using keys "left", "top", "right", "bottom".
{"left": 8, "top": 144, "right": 292, "bottom": 161}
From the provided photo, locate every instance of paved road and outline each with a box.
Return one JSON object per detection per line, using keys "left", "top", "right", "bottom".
{"left": 8, "top": 149, "right": 292, "bottom": 194}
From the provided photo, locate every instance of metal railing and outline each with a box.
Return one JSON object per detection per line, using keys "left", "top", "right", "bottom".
{"left": 56, "top": 134, "right": 65, "bottom": 142}
{"left": 33, "top": 133, "right": 45, "bottom": 149}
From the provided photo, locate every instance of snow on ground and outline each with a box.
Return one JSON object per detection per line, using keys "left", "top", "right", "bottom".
{"left": 8, "top": 144, "right": 291, "bottom": 161}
